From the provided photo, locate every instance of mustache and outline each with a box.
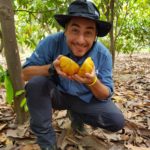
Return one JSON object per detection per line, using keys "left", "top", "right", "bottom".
{"left": 74, "top": 42, "right": 86, "bottom": 47}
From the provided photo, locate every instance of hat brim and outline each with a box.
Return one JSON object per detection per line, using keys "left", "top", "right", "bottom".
{"left": 54, "top": 14, "right": 112, "bottom": 37}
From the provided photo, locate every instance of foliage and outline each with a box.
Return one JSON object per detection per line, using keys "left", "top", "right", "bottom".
{"left": 15, "top": 90, "right": 28, "bottom": 112}
{"left": 0, "top": 65, "right": 27, "bottom": 111}
{"left": 0, "top": 65, "right": 5, "bottom": 86}
{"left": 4, "top": 73, "right": 14, "bottom": 104}
{"left": 115, "top": 0, "right": 150, "bottom": 53}
{"left": 0, "top": 65, "right": 13, "bottom": 104}
{"left": 92, "top": 0, "right": 149, "bottom": 53}
{"left": 14, "top": 0, "right": 73, "bottom": 50}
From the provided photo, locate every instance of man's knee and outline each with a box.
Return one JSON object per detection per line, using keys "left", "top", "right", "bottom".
{"left": 91, "top": 112, "right": 125, "bottom": 132}
{"left": 25, "top": 76, "right": 49, "bottom": 92}
{"left": 103, "top": 113, "right": 125, "bottom": 132}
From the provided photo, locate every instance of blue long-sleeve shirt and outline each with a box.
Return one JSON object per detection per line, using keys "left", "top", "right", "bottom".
{"left": 23, "top": 32, "right": 114, "bottom": 103}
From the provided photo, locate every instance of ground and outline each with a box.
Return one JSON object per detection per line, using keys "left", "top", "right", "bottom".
{"left": 0, "top": 53, "right": 149, "bottom": 150}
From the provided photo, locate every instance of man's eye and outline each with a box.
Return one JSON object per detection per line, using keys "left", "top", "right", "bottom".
{"left": 72, "top": 29, "right": 78, "bottom": 33}
{"left": 86, "top": 31, "right": 92, "bottom": 36}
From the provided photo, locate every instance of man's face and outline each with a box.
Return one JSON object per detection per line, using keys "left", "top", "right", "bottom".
{"left": 65, "top": 17, "right": 97, "bottom": 57}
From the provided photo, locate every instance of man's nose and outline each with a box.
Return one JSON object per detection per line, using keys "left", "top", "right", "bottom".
{"left": 77, "top": 34, "right": 85, "bottom": 45}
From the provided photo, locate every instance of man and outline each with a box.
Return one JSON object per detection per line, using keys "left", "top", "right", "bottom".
{"left": 22, "top": 0, "right": 125, "bottom": 149}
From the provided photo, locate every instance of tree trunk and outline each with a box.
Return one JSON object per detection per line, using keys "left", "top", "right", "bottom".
{"left": 0, "top": 0, "right": 27, "bottom": 124}
{"left": 110, "top": 0, "right": 115, "bottom": 67}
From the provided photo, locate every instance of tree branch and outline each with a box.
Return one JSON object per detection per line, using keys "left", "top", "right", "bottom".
{"left": 14, "top": 9, "right": 56, "bottom": 14}
{"left": 114, "top": 1, "right": 129, "bottom": 43}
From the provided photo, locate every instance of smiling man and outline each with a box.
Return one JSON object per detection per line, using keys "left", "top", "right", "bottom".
{"left": 22, "top": 0, "right": 125, "bottom": 150}
{"left": 65, "top": 17, "right": 97, "bottom": 57}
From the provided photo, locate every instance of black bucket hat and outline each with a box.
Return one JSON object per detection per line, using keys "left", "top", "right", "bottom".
{"left": 54, "top": 0, "right": 112, "bottom": 37}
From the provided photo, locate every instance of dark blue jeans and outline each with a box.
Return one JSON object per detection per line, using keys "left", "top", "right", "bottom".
{"left": 25, "top": 76, "right": 124, "bottom": 148}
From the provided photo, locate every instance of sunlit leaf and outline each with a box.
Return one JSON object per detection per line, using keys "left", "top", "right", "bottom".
{"left": 4, "top": 75, "right": 14, "bottom": 104}
{"left": 15, "top": 89, "right": 25, "bottom": 97}
{"left": 24, "top": 104, "right": 28, "bottom": 112}
{"left": 20, "top": 97, "right": 26, "bottom": 108}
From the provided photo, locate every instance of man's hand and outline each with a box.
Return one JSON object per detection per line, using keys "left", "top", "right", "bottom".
{"left": 72, "top": 66, "right": 96, "bottom": 85}
{"left": 53, "top": 55, "right": 97, "bottom": 84}
{"left": 53, "top": 55, "right": 72, "bottom": 80}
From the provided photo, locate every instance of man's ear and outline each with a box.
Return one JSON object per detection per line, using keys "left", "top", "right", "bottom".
{"left": 95, "top": 36, "right": 98, "bottom": 42}
{"left": 64, "top": 29, "right": 67, "bottom": 36}
{"left": 64, "top": 27, "right": 68, "bottom": 37}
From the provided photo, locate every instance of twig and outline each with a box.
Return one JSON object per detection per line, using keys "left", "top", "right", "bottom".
{"left": 14, "top": 9, "right": 56, "bottom": 14}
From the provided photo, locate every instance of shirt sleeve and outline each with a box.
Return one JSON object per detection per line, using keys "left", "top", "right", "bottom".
{"left": 97, "top": 52, "right": 114, "bottom": 98}
{"left": 22, "top": 36, "right": 54, "bottom": 68}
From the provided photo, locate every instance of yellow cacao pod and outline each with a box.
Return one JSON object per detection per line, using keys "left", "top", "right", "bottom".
{"left": 78, "top": 57, "right": 94, "bottom": 77}
{"left": 59, "top": 56, "right": 80, "bottom": 76}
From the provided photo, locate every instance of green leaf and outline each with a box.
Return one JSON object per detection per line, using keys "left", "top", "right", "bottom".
{"left": 4, "top": 75, "right": 14, "bottom": 104}
{"left": 20, "top": 97, "right": 29, "bottom": 112}
{"left": 24, "top": 105, "right": 28, "bottom": 112}
{"left": 0, "top": 65, "right": 5, "bottom": 87}
{"left": 20, "top": 97, "right": 26, "bottom": 108}
{"left": 15, "top": 89, "right": 25, "bottom": 97}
